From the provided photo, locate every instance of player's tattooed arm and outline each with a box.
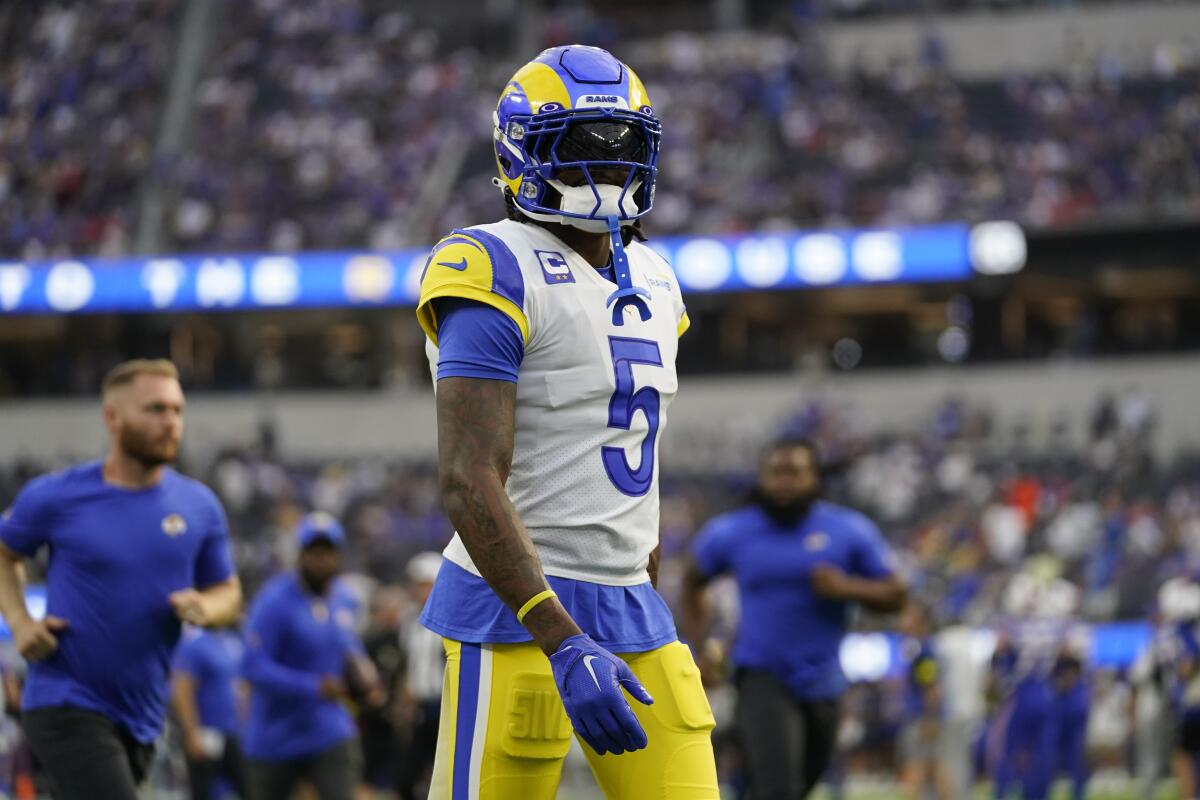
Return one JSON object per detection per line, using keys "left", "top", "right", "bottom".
{"left": 436, "top": 376, "right": 583, "bottom": 655}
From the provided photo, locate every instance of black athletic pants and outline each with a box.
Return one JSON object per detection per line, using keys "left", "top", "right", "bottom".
{"left": 186, "top": 735, "right": 248, "bottom": 800}
{"left": 396, "top": 699, "right": 440, "bottom": 800}
{"left": 22, "top": 706, "right": 155, "bottom": 800}
{"left": 736, "top": 670, "right": 840, "bottom": 800}
{"left": 248, "top": 737, "right": 358, "bottom": 800}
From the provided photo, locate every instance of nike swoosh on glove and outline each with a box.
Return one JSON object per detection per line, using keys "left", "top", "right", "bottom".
{"left": 549, "top": 633, "right": 654, "bottom": 755}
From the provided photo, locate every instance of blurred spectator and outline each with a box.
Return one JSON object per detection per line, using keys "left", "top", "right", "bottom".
{"left": 1051, "top": 650, "right": 1090, "bottom": 800}
{"left": 395, "top": 551, "right": 444, "bottom": 800}
{"left": 162, "top": 1, "right": 492, "bottom": 254}
{"left": 359, "top": 586, "right": 407, "bottom": 798}
{"left": 897, "top": 601, "right": 949, "bottom": 799}
{"left": 0, "top": 0, "right": 175, "bottom": 260}
{"left": 170, "top": 626, "right": 249, "bottom": 800}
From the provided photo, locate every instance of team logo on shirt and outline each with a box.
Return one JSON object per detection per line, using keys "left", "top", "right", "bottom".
{"left": 804, "top": 531, "right": 830, "bottom": 552}
{"left": 311, "top": 601, "right": 329, "bottom": 623}
{"left": 161, "top": 513, "right": 188, "bottom": 537}
{"left": 536, "top": 250, "right": 575, "bottom": 284}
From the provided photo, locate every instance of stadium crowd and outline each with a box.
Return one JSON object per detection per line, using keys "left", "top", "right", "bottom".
{"left": 3, "top": 0, "right": 1200, "bottom": 260}
{"left": 161, "top": 1, "right": 493, "bottom": 255}
{"left": 0, "top": 0, "right": 178, "bottom": 261}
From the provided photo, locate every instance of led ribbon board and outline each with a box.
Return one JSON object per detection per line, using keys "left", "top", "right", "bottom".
{"left": 0, "top": 223, "right": 1024, "bottom": 315}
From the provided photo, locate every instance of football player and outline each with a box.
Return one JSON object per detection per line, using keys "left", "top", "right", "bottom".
{"left": 414, "top": 45, "right": 718, "bottom": 798}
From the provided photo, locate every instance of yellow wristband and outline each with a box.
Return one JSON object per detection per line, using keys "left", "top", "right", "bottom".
{"left": 516, "top": 589, "right": 557, "bottom": 624}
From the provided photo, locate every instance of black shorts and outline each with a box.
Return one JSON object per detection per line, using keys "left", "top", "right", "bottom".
{"left": 22, "top": 705, "right": 155, "bottom": 800}
{"left": 1180, "top": 710, "right": 1200, "bottom": 753}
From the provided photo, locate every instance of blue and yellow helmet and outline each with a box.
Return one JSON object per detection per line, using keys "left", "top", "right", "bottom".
{"left": 493, "top": 45, "right": 661, "bottom": 232}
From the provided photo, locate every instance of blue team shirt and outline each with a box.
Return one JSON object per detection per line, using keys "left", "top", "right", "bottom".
{"left": 0, "top": 462, "right": 235, "bottom": 743}
{"left": 172, "top": 628, "right": 244, "bottom": 735}
{"left": 242, "top": 573, "right": 361, "bottom": 760}
{"left": 424, "top": 294, "right": 676, "bottom": 651}
{"left": 692, "top": 500, "right": 896, "bottom": 700}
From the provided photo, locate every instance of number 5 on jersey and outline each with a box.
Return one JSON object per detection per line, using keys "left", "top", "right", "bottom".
{"left": 602, "top": 337, "right": 663, "bottom": 497}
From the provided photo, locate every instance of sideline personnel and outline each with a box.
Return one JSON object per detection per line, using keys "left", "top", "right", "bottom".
{"left": 683, "top": 437, "right": 905, "bottom": 800}
{"left": 0, "top": 359, "right": 242, "bottom": 800}
{"left": 172, "top": 625, "right": 248, "bottom": 800}
{"left": 242, "top": 512, "right": 382, "bottom": 800}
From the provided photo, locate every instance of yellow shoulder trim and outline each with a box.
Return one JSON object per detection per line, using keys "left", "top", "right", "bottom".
{"left": 677, "top": 311, "right": 691, "bottom": 338}
{"left": 416, "top": 234, "right": 530, "bottom": 345}
{"left": 418, "top": 285, "right": 529, "bottom": 345}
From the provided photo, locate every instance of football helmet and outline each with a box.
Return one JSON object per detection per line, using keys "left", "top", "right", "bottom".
{"left": 493, "top": 45, "right": 661, "bottom": 234}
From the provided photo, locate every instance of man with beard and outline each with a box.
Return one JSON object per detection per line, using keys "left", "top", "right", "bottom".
{"left": 0, "top": 359, "right": 242, "bottom": 800}
{"left": 683, "top": 437, "right": 906, "bottom": 800}
{"left": 242, "top": 512, "right": 384, "bottom": 800}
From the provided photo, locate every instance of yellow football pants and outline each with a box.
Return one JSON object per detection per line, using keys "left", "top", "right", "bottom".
{"left": 427, "top": 639, "right": 719, "bottom": 799}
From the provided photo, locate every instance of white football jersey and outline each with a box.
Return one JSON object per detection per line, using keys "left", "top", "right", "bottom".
{"left": 416, "top": 219, "right": 689, "bottom": 585}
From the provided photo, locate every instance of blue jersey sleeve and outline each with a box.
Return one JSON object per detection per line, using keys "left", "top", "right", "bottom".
{"left": 691, "top": 515, "right": 736, "bottom": 580}
{"left": 0, "top": 474, "right": 57, "bottom": 556}
{"left": 194, "top": 491, "right": 236, "bottom": 589}
{"left": 242, "top": 591, "right": 322, "bottom": 698}
{"left": 434, "top": 298, "right": 524, "bottom": 383}
{"left": 848, "top": 515, "right": 897, "bottom": 580}
{"left": 172, "top": 634, "right": 205, "bottom": 676}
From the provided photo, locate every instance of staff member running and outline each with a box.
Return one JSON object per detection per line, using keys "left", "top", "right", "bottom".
{"left": 0, "top": 359, "right": 242, "bottom": 800}
{"left": 172, "top": 625, "right": 248, "bottom": 800}
{"left": 242, "top": 512, "right": 382, "bottom": 800}
{"left": 683, "top": 437, "right": 906, "bottom": 800}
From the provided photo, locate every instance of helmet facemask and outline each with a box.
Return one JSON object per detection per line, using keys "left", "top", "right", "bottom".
{"left": 497, "top": 107, "right": 660, "bottom": 233}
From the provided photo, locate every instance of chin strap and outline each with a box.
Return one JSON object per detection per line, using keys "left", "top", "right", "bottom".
{"left": 604, "top": 215, "right": 651, "bottom": 326}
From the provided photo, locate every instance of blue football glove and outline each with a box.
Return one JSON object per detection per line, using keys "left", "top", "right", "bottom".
{"left": 549, "top": 633, "right": 654, "bottom": 755}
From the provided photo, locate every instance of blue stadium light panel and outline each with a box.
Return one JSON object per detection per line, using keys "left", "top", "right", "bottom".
{"left": 0, "top": 222, "right": 1023, "bottom": 315}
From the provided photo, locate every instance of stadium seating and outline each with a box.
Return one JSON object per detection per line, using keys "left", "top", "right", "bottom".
{"left": 4, "top": 2, "right": 1199, "bottom": 258}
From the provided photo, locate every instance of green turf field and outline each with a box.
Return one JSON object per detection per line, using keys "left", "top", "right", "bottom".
{"left": 556, "top": 779, "right": 1180, "bottom": 800}
{"left": 803, "top": 780, "right": 1178, "bottom": 800}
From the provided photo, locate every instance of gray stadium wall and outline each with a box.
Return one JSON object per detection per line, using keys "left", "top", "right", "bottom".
{"left": 1, "top": 354, "right": 1197, "bottom": 466}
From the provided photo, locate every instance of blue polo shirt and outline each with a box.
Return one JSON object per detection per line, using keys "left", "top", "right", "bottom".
{"left": 0, "top": 462, "right": 235, "bottom": 743}
{"left": 242, "top": 573, "right": 360, "bottom": 761}
{"left": 692, "top": 500, "right": 896, "bottom": 701}
{"left": 172, "top": 628, "right": 244, "bottom": 735}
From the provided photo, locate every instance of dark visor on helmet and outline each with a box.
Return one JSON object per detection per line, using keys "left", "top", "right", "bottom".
{"left": 536, "top": 121, "right": 649, "bottom": 166}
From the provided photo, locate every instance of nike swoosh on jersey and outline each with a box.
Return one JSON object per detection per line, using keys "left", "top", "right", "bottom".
{"left": 437, "top": 257, "right": 469, "bottom": 271}
{"left": 583, "top": 654, "right": 603, "bottom": 691}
